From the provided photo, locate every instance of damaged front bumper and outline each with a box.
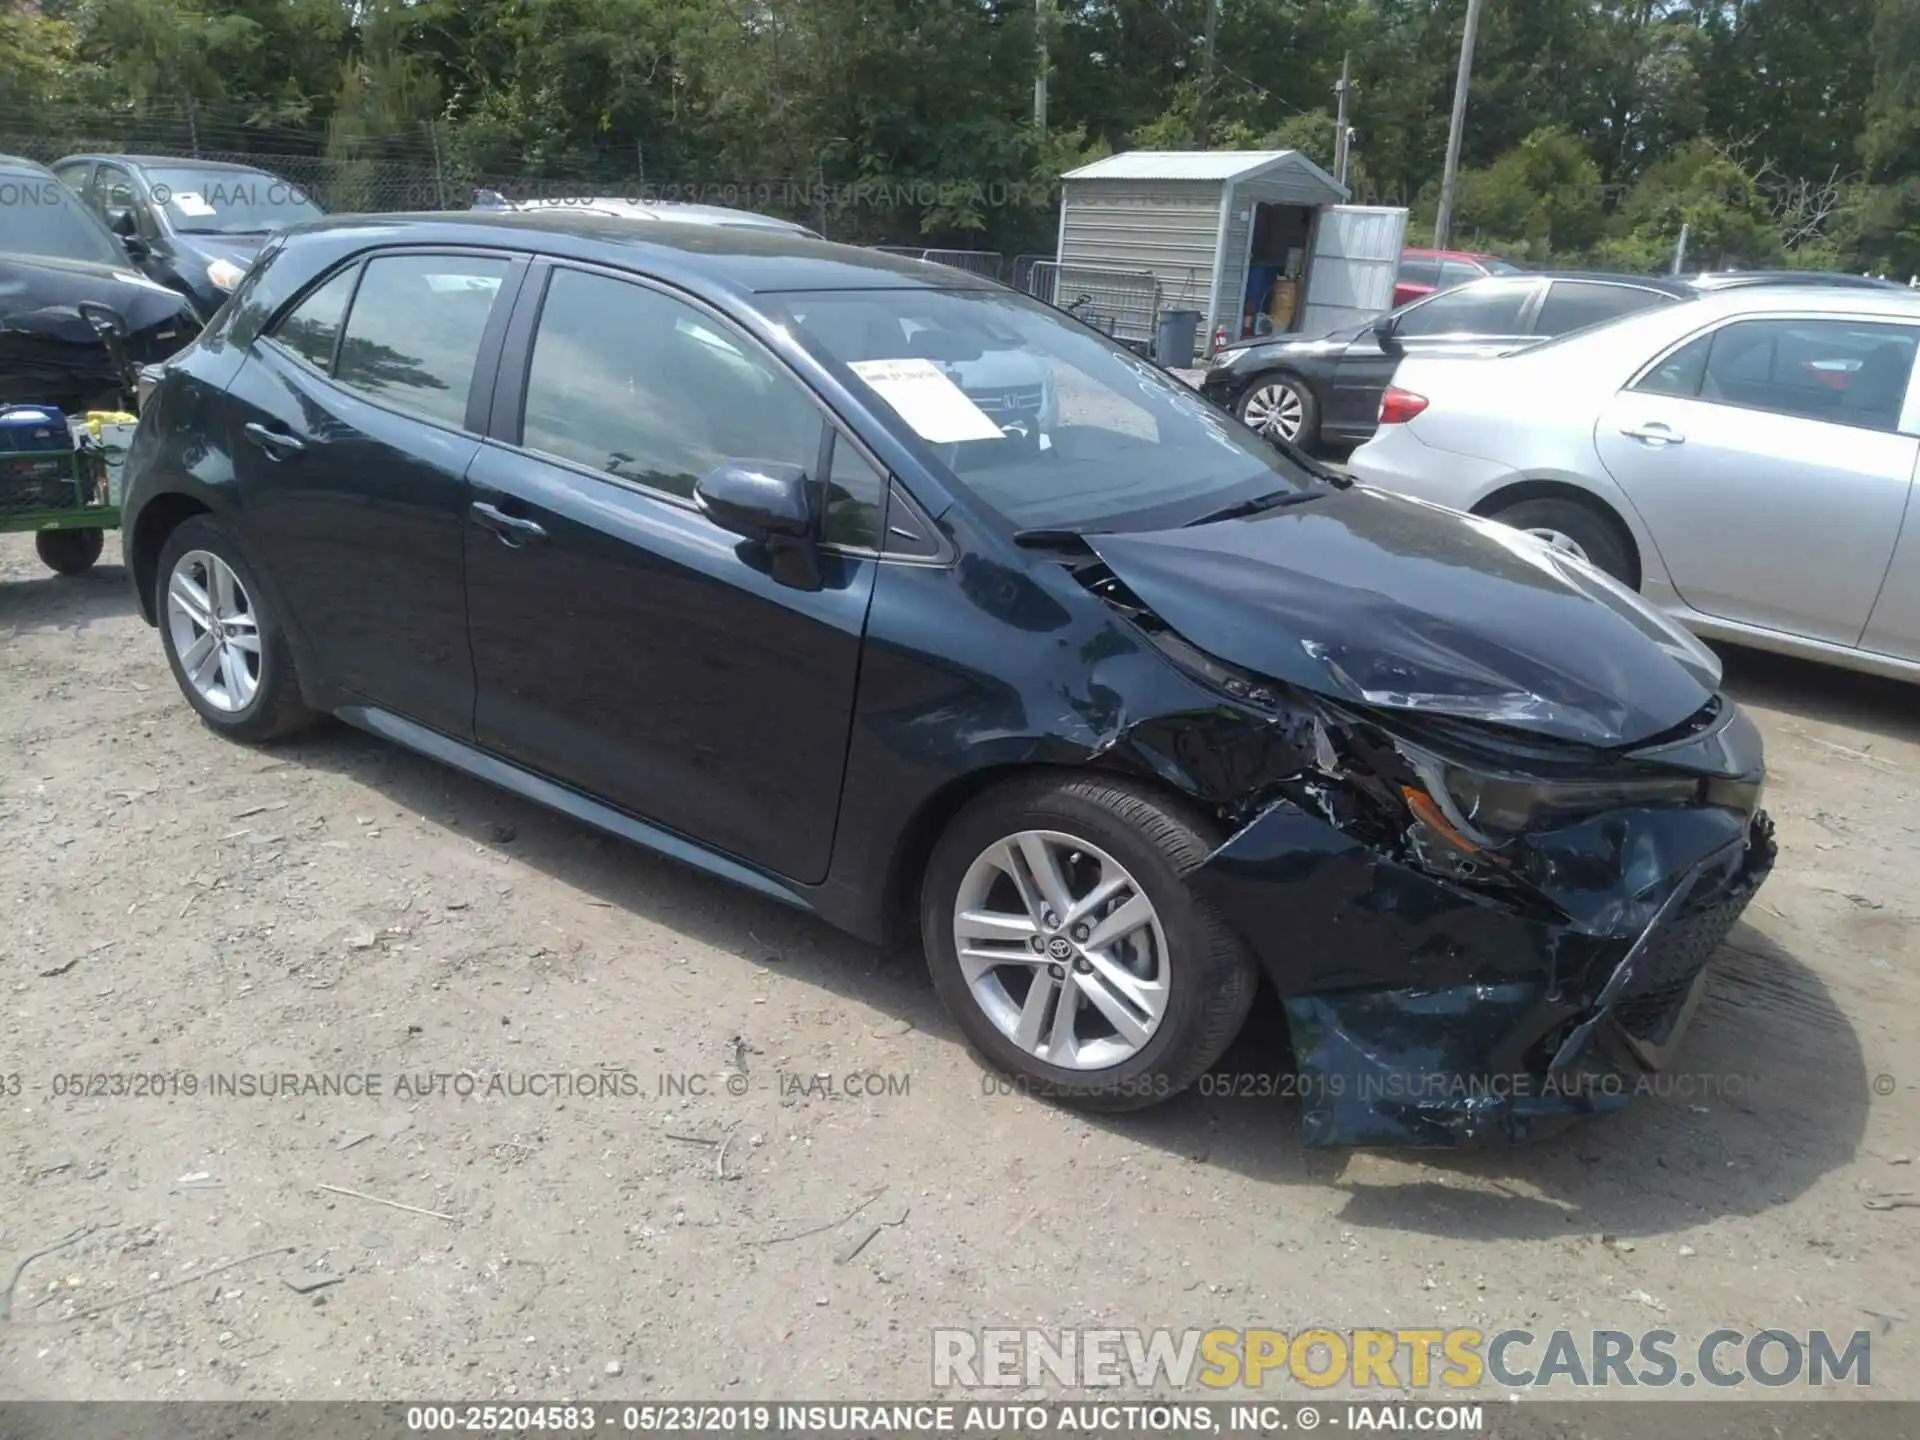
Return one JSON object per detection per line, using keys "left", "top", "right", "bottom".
{"left": 1187, "top": 719, "right": 1777, "bottom": 1148}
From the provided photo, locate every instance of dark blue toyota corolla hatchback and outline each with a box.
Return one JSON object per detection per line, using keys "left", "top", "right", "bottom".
{"left": 122, "top": 213, "right": 1775, "bottom": 1146}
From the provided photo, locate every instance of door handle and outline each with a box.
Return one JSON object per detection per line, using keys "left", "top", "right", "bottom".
{"left": 243, "top": 421, "right": 305, "bottom": 458}
{"left": 470, "top": 500, "right": 548, "bottom": 547}
{"left": 1620, "top": 421, "right": 1685, "bottom": 445}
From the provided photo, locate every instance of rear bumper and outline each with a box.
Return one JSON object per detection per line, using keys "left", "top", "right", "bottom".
{"left": 1345, "top": 426, "right": 1512, "bottom": 511}
{"left": 1193, "top": 802, "right": 1777, "bottom": 1147}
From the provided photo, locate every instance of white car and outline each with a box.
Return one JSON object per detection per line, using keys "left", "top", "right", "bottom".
{"left": 471, "top": 191, "right": 821, "bottom": 238}
{"left": 1347, "top": 284, "right": 1920, "bottom": 683}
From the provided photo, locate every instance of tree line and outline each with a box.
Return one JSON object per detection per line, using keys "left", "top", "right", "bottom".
{"left": 4, "top": 0, "right": 1917, "bottom": 275}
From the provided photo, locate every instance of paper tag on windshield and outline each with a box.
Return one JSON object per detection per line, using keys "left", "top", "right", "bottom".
{"left": 848, "top": 358, "right": 1004, "bottom": 444}
{"left": 170, "top": 192, "right": 216, "bottom": 217}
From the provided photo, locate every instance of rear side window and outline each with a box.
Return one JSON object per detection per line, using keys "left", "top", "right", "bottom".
{"left": 271, "top": 267, "right": 356, "bottom": 372}
{"left": 1636, "top": 332, "right": 1712, "bottom": 397}
{"left": 334, "top": 254, "right": 512, "bottom": 428}
{"left": 519, "top": 267, "right": 823, "bottom": 500}
{"left": 1395, "top": 256, "right": 1441, "bottom": 290}
{"left": 1536, "top": 282, "right": 1673, "bottom": 337}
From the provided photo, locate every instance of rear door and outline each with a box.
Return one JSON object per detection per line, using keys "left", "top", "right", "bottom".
{"left": 1325, "top": 277, "right": 1541, "bottom": 435}
{"left": 463, "top": 260, "right": 880, "bottom": 884}
{"left": 1299, "top": 206, "right": 1409, "bottom": 335}
{"left": 226, "top": 248, "right": 524, "bottom": 735}
{"left": 1595, "top": 314, "right": 1920, "bottom": 645}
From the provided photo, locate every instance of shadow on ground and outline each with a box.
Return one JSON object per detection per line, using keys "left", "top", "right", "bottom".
{"left": 277, "top": 649, "right": 1872, "bottom": 1246}
{"left": 0, "top": 561, "right": 136, "bottom": 633}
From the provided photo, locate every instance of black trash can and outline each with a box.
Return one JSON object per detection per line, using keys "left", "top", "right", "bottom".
{"left": 1154, "top": 309, "right": 1201, "bottom": 369}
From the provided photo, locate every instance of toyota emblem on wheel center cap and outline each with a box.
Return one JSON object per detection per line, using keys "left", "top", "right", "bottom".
{"left": 1046, "top": 936, "right": 1074, "bottom": 961}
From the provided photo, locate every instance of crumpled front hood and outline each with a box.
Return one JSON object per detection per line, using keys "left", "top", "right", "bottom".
{"left": 1087, "top": 486, "right": 1722, "bottom": 747}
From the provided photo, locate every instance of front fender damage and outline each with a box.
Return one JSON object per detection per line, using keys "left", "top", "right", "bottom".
{"left": 1101, "top": 680, "right": 1776, "bottom": 1147}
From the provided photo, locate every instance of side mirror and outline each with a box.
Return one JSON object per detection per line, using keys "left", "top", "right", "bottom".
{"left": 120, "top": 235, "right": 150, "bottom": 261}
{"left": 1372, "top": 314, "right": 1399, "bottom": 346}
{"left": 694, "top": 461, "right": 814, "bottom": 541}
{"left": 695, "top": 461, "right": 820, "bottom": 590}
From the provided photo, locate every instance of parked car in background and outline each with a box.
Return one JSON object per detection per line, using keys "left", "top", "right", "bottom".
{"left": 1202, "top": 272, "right": 1694, "bottom": 450}
{"left": 1348, "top": 284, "right": 1920, "bottom": 683}
{"left": 1392, "top": 246, "right": 1522, "bottom": 308}
{"left": 0, "top": 154, "right": 198, "bottom": 413}
{"left": 472, "top": 190, "right": 821, "bottom": 238}
{"left": 51, "top": 154, "right": 325, "bottom": 321}
{"left": 120, "top": 211, "right": 1775, "bottom": 1145}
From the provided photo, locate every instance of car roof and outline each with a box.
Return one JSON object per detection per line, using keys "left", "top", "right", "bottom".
{"left": 54, "top": 154, "right": 278, "bottom": 174}
{"left": 0, "top": 154, "right": 55, "bottom": 177}
{"left": 1668, "top": 283, "right": 1920, "bottom": 322}
{"left": 275, "top": 210, "right": 999, "bottom": 296}
{"left": 484, "top": 196, "right": 812, "bottom": 232}
{"left": 1688, "top": 269, "right": 1908, "bottom": 291}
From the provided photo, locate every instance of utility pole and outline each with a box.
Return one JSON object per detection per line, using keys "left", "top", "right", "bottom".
{"left": 1034, "top": 0, "right": 1049, "bottom": 133}
{"left": 1332, "top": 52, "right": 1352, "bottom": 189}
{"left": 1432, "top": 0, "right": 1485, "bottom": 250}
{"left": 1194, "top": 0, "right": 1221, "bottom": 149}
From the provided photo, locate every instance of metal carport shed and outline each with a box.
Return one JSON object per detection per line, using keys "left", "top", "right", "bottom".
{"left": 1057, "top": 150, "right": 1408, "bottom": 353}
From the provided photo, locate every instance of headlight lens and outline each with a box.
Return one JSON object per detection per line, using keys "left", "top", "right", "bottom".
{"left": 1444, "top": 770, "right": 1703, "bottom": 840}
{"left": 206, "top": 258, "right": 248, "bottom": 292}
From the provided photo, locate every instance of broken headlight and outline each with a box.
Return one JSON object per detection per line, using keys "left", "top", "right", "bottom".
{"left": 1400, "top": 750, "right": 1705, "bottom": 857}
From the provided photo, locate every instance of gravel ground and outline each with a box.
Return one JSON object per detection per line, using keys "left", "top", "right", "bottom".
{"left": 1, "top": 532, "right": 1916, "bottom": 1402}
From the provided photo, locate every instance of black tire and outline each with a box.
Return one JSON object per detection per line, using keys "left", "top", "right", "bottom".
{"left": 155, "top": 514, "right": 317, "bottom": 742}
{"left": 921, "top": 774, "right": 1260, "bottom": 1112}
{"left": 35, "top": 527, "right": 104, "bottom": 576}
{"left": 1237, "top": 372, "right": 1321, "bottom": 451}
{"left": 1484, "top": 495, "right": 1638, "bottom": 587}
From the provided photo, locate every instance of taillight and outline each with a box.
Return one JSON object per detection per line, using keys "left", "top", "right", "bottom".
{"left": 1379, "top": 386, "right": 1429, "bottom": 425}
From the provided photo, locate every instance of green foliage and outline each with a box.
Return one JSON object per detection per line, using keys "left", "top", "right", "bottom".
{"left": 3, "top": 0, "right": 1916, "bottom": 273}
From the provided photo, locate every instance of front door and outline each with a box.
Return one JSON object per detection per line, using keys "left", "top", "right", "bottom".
{"left": 465, "top": 262, "right": 879, "bottom": 884}
{"left": 1595, "top": 314, "right": 1920, "bottom": 646}
{"left": 1326, "top": 277, "right": 1541, "bottom": 435}
{"left": 226, "top": 249, "right": 524, "bottom": 735}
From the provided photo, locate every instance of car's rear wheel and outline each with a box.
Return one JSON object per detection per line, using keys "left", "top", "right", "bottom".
{"left": 1484, "top": 496, "right": 1637, "bottom": 587}
{"left": 921, "top": 775, "right": 1258, "bottom": 1110}
{"left": 157, "top": 515, "right": 317, "bottom": 742}
{"left": 1238, "top": 373, "right": 1319, "bottom": 449}
{"left": 35, "top": 527, "right": 103, "bottom": 576}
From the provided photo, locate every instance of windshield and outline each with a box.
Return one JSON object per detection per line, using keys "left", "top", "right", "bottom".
{"left": 1482, "top": 258, "right": 1527, "bottom": 276}
{"left": 0, "top": 171, "right": 127, "bottom": 266}
{"left": 779, "top": 287, "right": 1323, "bottom": 532}
{"left": 147, "top": 167, "right": 323, "bottom": 235}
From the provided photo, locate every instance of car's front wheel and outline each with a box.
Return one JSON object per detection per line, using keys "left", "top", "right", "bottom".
{"left": 156, "top": 514, "right": 317, "bottom": 742}
{"left": 921, "top": 775, "right": 1259, "bottom": 1110}
{"left": 1237, "top": 373, "right": 1319, "bottom": 449}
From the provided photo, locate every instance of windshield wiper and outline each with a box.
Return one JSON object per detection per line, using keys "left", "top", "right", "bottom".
{"left": 1181, "top": 489, "right": 1325, "bottom": 528}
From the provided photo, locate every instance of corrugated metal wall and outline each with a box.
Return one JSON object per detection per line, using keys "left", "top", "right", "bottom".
{"left": 1297, "top": 206, "right": 1409, "bottom": 335}
{"left": 1058, "top": 179, "right": 1221, "bottom": 314}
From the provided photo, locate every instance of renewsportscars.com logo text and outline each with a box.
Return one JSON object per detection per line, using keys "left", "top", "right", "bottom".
{"left": 932, "top": 1327, "right": 1871, "bottom": 1390}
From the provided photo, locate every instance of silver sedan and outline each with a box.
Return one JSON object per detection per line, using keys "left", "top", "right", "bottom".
{"left": 1348, "top": 284, "right": 1920, "bottom": 683}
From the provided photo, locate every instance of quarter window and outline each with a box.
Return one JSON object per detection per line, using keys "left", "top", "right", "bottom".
{"left": 270, "top": 267, "right": 357, "bottom": 373}
{"left": 333, "top": 254, "right": 511, "bottom": 428}
{"left": 821, "top": 435, "right": 886, "bottom": 548}
{"left": 520, "top": 267, "right": 823, "bottom": 501}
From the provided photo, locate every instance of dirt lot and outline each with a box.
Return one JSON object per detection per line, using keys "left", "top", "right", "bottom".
{"left": 1, "top": 531, "right": 1916, "bottom": 1403}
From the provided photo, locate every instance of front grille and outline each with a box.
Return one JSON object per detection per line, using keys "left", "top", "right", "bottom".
{"left": 1610, "top": 889, "right": 1753, "bottom": 1041}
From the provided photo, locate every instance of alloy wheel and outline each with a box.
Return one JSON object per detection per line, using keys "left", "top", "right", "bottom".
{"left": 951, "top": 830, "right": 1170, "bottom": 1071}
{"left": 165, "top": 550, "right": 262, "bottom": 713}
{"left": 1241, "top": 382, "right": 1305, "bottom": 442}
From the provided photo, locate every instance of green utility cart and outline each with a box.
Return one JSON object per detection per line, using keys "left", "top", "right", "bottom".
{"left": 0, "top": 405, "right": 131, "bottom": 576}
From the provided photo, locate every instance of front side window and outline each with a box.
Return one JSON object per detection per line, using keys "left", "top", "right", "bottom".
{"left": 780, "top": 286, "right": 1325, "bottom": 533}
{"left": 333, "top": 254, "right": 511, "bottom": 428}
{"left": 1646, "top": 318, "right": 1919, "bottom": 431}
{"left": 145, "top": 166, "right": 323, "bottom": 236}
{"left": 520, "top": 267, "right": 823, "bottom": 499}
{"left": 1393, "top": 279, "right": 1535, "bottom": 338}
